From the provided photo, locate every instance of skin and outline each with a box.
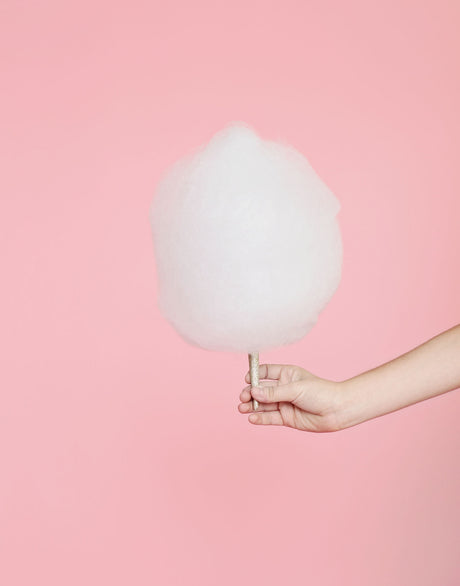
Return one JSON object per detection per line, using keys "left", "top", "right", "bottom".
{"left": 238, "top": 324, "right": 460, "bottom": 432}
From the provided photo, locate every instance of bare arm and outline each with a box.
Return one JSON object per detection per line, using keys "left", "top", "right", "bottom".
{"left": 339, "top": 324, "right": 460, "bottom": 428}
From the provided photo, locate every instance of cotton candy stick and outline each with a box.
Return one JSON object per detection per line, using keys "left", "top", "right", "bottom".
{"left": 249, "top": 352, "right": 260, "bottom": 411}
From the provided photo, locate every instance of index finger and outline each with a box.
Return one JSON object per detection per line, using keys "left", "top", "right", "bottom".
{"left": 245, "top": 364, "right": 284, "bottom": 384}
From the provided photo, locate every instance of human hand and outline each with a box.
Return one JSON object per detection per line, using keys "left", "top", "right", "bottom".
{"left": 238, "top": 364, "right": 347, "bottom": 432}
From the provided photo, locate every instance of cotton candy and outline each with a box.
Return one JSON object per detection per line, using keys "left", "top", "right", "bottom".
{"left": 150, "top": 122, "right": 342, "bottom": 353}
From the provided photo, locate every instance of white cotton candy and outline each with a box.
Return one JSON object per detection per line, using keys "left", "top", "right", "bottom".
{"left": 150, "top": 122, "right": 342, "bottom": 353}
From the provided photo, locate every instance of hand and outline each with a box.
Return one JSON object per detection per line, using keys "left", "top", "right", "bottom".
{"left": 238, "top": 364, "right": 346, "bottom": 432}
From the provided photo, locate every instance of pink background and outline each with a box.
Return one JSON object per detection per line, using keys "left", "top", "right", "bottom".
{"left": 1, "top": 1, "right": 459, "bottom": 584}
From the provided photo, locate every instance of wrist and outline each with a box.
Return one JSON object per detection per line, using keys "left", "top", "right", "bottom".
{"left": 335, "top": 377, "right": 373, "bottom": 430}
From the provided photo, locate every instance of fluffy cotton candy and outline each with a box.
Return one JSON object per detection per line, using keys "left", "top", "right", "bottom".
{"left": 150, "top": 122, "right": 342, "bottom": 353}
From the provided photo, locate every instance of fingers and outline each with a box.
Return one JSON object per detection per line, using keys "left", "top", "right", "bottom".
{"left": 244, "top": 364, "right": 284, "bottom": 384}
{"left": 251, "top": 382, "right": 302, "bottom": 404}
{"left": 238, "top": 400, "right": 279, "bottom": 413}
{"left": 248, "top": 411, "right": 284, "bottom": 426}
{"left": 239, "top": 381, "right": 278, "bottom": 403}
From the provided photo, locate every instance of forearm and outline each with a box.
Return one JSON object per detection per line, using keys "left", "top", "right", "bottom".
{"left": 340, "top": 324, "right": 460, "bottom": 428}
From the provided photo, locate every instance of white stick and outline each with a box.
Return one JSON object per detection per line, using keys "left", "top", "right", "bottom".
{"left": 248, "top": 352, "right": 259, "bottom": 411}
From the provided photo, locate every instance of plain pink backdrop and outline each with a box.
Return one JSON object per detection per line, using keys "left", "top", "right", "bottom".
{"left": 1, "top": 1, "right": 459, "bottom": 585}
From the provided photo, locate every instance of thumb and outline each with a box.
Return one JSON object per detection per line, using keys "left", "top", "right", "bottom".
{"left": 251, "top": 382, "right": 302, "bottom": 404}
